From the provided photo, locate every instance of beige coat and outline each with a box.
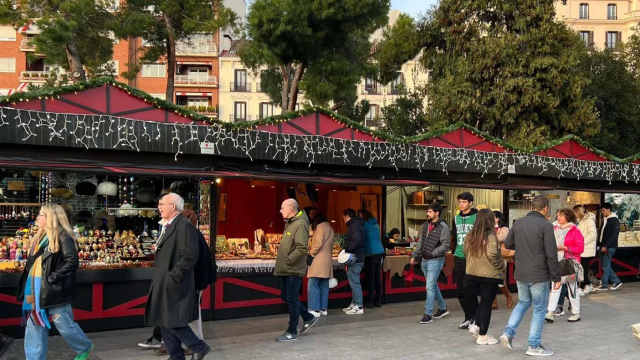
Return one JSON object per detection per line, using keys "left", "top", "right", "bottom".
{"left": 307, "top": 222, "right": 335, "bottom": 279}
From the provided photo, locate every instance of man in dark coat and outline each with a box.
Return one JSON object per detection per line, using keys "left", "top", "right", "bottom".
{"left": 144, "top": 193, "right": 210, "bottom": 360}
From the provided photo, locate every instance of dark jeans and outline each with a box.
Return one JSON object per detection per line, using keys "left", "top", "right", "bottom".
{"left": 280, "top": 275, "right": 314, "bottom": 335}
{"left": 454, "top": 256, "right": 478, "bottom": 321}
{"left": 152, "top": 326, "right": 162, "bottom": 341}
{"left": 581, "top": 256, "right": 593, "bottom": 288}
{"left": 557, "top": 284, "right": 569, "bottom": 307}
{"left": 364, "top": 254, "right": 383, "bottom": 305}
{"left": 161, "top": 326, "right": 207, "bottom": 360}
{"left": 464, "top": 277, "right": 499, "bottom": 336}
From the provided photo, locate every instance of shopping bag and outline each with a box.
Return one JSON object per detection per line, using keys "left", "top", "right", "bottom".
{"left": 403, "top": 265, "right": 414, "bottom": 286}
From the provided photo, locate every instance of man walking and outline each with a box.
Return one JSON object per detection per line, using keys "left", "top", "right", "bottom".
{"left": 596, "top": 203, "right": 622, "bottom": 291}
{"left": 410, "top": 203, "right": 450, "bottom": 324}
{"left": 144, "top": 193, "right": 210, "bottom": 360}
{"left": 451, "top": 192, "right": 478, "bottom": 329}
{"left": 500, "top": 195, "right": 561, "bottom": 357}
{"left": 274, "top": 199, "right": 318, "bottom": 342}
{"left": 341, "top": 208, "right": 365, "bottom": 314}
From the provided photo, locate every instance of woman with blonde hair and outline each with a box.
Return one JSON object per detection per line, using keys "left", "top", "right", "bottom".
{"left": 574, "top": 205, "right": 596, "bottom": 294}
{"left": 17, "top": 204, "right": 94, "bottom": 360}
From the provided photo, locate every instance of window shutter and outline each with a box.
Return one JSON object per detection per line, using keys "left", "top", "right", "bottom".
{"left": 589, "top": 32, "right": 594, "bottom": 47}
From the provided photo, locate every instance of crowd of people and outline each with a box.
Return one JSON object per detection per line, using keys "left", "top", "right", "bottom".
{"left": 272, "top": 192, "right": 629, "bottom": 357}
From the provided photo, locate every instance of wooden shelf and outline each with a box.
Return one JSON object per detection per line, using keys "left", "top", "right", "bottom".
{"left": 0, "top": 203, "right": 41, "bottom": 206}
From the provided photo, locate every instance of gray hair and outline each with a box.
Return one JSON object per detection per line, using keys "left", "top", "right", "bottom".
{"left": 165, "top": 193, "right": 185, "bottom": 211}
{"left": 283, "top": 198, "right": 299, "bottom": 212}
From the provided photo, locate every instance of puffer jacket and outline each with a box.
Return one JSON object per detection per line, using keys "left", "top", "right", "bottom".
{"left": 274, "top": 211, "right": 309, "bottom": 277}
{"left": 363, "top": 217, "right": 384, "bottom": 256}
{"left": 577, "top": 213, "right": 597, "bottom": 258}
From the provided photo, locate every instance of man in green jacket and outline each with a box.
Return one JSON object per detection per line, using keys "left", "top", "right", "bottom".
{"left": 274, "top": 199, "right": 318, "bottom": 342}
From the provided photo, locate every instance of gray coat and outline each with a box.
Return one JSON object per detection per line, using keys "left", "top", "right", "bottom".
{"left": 505, "top": 211, "right": 560, "bottom": 283}
{"left": 144, "top": 214, "right": 200, "bottom": 328}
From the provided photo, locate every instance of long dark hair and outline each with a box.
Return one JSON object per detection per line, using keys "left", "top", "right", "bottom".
{"left": 465, "top": 209, "right": 495, "bottom": 258}
{"left": 358, "top": 208, "right": 375, "bottom": 221}
{"left": 312, "top": 213, "right": 328, "bottom": 231}
{"left": 493, "top": 210, "right": 506, "bottom": 228}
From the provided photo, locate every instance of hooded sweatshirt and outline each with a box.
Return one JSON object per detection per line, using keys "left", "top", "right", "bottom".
{"left": 599, "top": 213, "right": 620, "bottom": 249}
{"left": 452, "top": 208, "right": 478, "bottom": 259}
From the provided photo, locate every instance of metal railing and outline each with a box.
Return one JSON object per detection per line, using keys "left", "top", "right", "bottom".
{"left": 362, "top": 85, "right": 382, "bottom": 95}
{"left": 229, "top": 114, "right": 252, "bottom": 122}
{"left": 20, "top": 71, "right": 48, "bottom": 80}
{"left": 20, "top": 39, "right": 36, "bottom": 51}
{"left": 365, "top": 118, "right": 381, "bottom": 128}
{"left": 175, "top": 41, "right": 218, "bottom": 56}
{"left": 175, "top": 75, "right": 218, "bottom": 86}
{"left": 230, "top": 82, "right": 252, "bottom": 92}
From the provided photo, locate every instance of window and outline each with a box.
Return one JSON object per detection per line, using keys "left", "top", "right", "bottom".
{"left": 188, "top": 68, "right": 208, "bottom": 80}
{"left": 0, "top": 26, "right": 16, "bottom": 41}
{"left": 365, "top": 77, "right": 377, "bottom": 91}
{"left": 579, "top": 4, "right": 589, "bottom": 19}
{"left": 150, "top": 93, "right": 166, "bottom": 100}
{"left": 608, "top": 4, "right": 617, "bottom": 20}
{"left": 234, "top": 69, "right": 247, "bottom": 90}
{"left": 0, "top": 58, "right": 16, "bottom": 73}
{"left": 390, "top": 73, "right": 403, "bottom": 94}
{"left": 234, "top": 102, "right": 247, "bottom": 121}
{"left": 188, "top": 97, "right": 208, "bottom": 108}
{"left": 260, "top": 102, "right": 274, "bottom": 119}
{"left": 606, "top": 31, "right": 621, "bottom": 49}
{"left": 365, "top": 104, "right": 379, "bottom": 126}
{"left": 141, "top": 63, "right": 166, "bottom": 77}
{"left": 295, "top": 103, "right": 301, "bottom": 111}
{"left": 579, "top": 31, "right": 593, "bottom": 47}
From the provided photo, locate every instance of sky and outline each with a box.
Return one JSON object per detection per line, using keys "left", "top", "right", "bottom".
{"left": 390, "top": 0, "right": 438, "bottom": 18}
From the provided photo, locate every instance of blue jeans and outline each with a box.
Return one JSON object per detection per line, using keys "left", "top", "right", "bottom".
{"left": 504, "top": 281, "right": 550, "bottom": 348}
{"left": 601, "top": 248, "right": 621, "bottom": 285}
{"left": 280, "top": 276, "right": 314, "bottom": 334}
{"left": 161, "top": 326, "right": 208, "bottom": 360}
{"left": 308, "top": 277, "right": 329, "bottom": 311}
{"left": 24, "top": 303, "right": 93, "bottom": 360}
{"left": 421, "top": 258, "right": 446, "bottom": 316}
{"left": 346, "top": 262, "right": 364, "bottom": 306}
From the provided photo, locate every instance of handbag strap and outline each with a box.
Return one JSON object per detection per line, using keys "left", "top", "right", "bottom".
{"left": 312, "top": 225, "right": 333, "bottom": 255}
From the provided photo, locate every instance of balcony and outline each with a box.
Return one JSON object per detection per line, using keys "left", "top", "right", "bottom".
{"left": 365, "top": 118, "right": 381, "bottom": 128}
{"left": 183, "top": 105, "right": 218, "bottom": 118}
{"left": 176, "top": 41, "right": 218, "bottom": 57}
{"left": 175, "top": 75, "right": 218, "bottom": 87}
{"left": 229, "top": 114, "right": 252, "bottom": 123}
{"left": 388, "top": 84, "right": 405, "bottom": 95}
{"left": 20, "top": 39, "right": 36, "bottom": 52}
{"left": 20, "top": 71, "right": 49, "bottom": 82}
{"left": 362, "top": 85, "right": 382, "bottom": 95}
{"left": 230, "top": 82, "right": 252, "bottom": 92}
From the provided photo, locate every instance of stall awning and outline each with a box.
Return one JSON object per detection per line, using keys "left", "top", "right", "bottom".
{"left": 176, "top": 61, "right": 213, "bottom": 66}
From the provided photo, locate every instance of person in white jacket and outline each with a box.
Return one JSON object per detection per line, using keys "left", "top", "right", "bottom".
{"left": 574, "top": 206, "right": 597, "bottom": 294}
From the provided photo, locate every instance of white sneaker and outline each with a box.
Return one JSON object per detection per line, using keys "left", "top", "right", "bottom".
{"left": 631, "top": 323, "right": 640, "bottom": 342}
{"left": 343, "top": 303, "right": 355, "bottom": 312}
{"left": 578, "top": 288, "right": 586, "bottom": 297}
{"left": 476, "top": 334, "right": 498, "bottom": 345}
{"left": 309, "top": 310, "right": 321, "bottom": 318}
{"left": 319, "top": 309, "right": 328, "bottom": 316}
{"left": 346, "top": 306, "right": 364, "bottom": 315}
{"left": 469, "top": 324, "right": 480, "bottom": 338}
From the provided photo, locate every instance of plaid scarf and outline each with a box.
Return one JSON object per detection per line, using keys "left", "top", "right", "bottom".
{"left": 22, "top": 236, "right": 51, "bottom": 329}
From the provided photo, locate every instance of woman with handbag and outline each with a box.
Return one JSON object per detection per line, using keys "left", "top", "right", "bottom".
{"left": 307, "top": 213, "right": 335, "bottom": 317}
{"left": 492, "top": 211, "right": 513, "bottom": 310}
{"left": 545, "top": 208, "right": 584, "bottom": 323}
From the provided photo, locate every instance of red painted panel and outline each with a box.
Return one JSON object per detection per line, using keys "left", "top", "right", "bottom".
{"left": 12, "top": 102, "right": 41, "bottom": 110}
{"left": 62, "top": 86, "right": 107, "bottom": 113}
{"left": 330, "top": 128, "right": 352, "bottom": 140}
{"left": 374, "top": 137, "right": 387, "bottom": 143}
{"left": 109, "top": 86, "right": 154, "bottom": 114}
{"left": 281, "top": 122, "right": 307, "bottom": 135}
{"left": 596, "top": 155, "right": 608, "bottom": 162}
{"left": 428, "top": 138, "right": 457, "bottom": 149}
{"left": 461, "top": 128, "right": 487, "bottom": 147}
{"left": 46, "top": 101, "right": 96, "bottom": 114}
{"left": 633, "top": 159, "right": 640, "bottom": 165}
{"left": 546, "top": 148, "right": 567, "bottom": 158}
{"left": 493, "top": 145, "right": 508, "bottom": 153}
{"left": 353, "top": 131, "right": 375, "bottom": 142}
{"left": 257, "top": 124, "right": 279, "bottom": 133}
{"left": 438, "top": 129, "right": 463, "bottom": 147}
{"left": 570, "top": 141, "right": 592, "bottom": 158}
{"left": 534, "top": 150, "right": 547, "bottom": 156}
{"left": 552, "top": 140, "right": 572, "bottom": 157}
{"left": 416, "top": 139, "right": 430, "bottom": 146}
{"left": 125, "top": 109, "right": 169, "bottom": 123}
{"left": 167, "top": 112, "right": 202, "bottom": 124}
{"left": 467, "top": 141, "right": 493, "bottom": 152}
{"left": 289, "top": 114, "right": 317, "bottom": 134}
{"left": 319, "top": 115, "right": 345, "bottom": 135}
{"left": 576, "top": 152, "right": 596, "bottom": 161}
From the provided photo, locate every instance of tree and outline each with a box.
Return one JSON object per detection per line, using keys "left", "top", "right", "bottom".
{"left": 379, "top": 85, "right": 428, "bottom": 136}
{"left": 238, "top": 0, "right": 390, "bottom": 112}
{"left": 582, "top": 49, "right": 640, "bottom": 158}
{"left": 378, "top": 0, "right": 598, "bottom": 147}
{"left": 0, "top": 0, "right": 117, "bottom": 82}
{"left": 115, "top": 0, "right": 237, "bottom": 102}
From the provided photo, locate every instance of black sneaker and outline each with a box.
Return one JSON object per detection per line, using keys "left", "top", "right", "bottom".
{"left": 373, "top": 302, "right": 382, "bottom": 308}
{"left": 300, "top": 317, "right": 318, "bottom": 334}
{"left": 138, "top": 337, "right": 162, "bottom": 349}
{"left": 420, "top": 315, "right": 433, "bottom": 324}
{"left": 364, "top": 303, "right": 375, "bottom": 309}
{"left": 459, "top": 319, "right": 471, "bottom": 329}
{"left": 433, "top": 308, "right": 449, "bottom": 319}
{"left": 611, "top": 282, "right": 622, "bottom": 290}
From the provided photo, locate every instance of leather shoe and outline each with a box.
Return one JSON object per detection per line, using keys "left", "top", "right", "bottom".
{"left": 193, "top": 345, "right": 211, "bottom": 360}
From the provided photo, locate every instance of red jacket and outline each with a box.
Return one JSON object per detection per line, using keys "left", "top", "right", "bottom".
{"left": 555, "top": 224, "right": 584, "bottom": 262}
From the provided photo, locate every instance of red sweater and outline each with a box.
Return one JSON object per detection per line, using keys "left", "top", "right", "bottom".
{"left": 555, "top": 224, "right": 584, "bottom": 262}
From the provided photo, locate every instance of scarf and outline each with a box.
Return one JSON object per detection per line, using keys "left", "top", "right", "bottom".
{"left": 22, "top": 236, "right": 51, "bottom": 329}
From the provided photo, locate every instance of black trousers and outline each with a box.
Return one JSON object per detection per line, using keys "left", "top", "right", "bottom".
{"left": 161, "top": 326, "right": 207, "bottom": 360}
{"left": 152, "top": 326, "right": 162, "bottom": 341}
{"left": 364, "top": 254, "right": 383, "bottom": 305}
{"left": 581, "top": 256, "right": 594, "bottom": 287}
{"left": 464, "top": 277, "right": 499, "bottom": 336}
{"left": 453, "top": 256, "right": 478, "bottom": 321}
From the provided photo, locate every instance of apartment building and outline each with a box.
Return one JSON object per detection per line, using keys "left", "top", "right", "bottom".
{"left": 555, "top": 0, "right": 640, "bottom": 49}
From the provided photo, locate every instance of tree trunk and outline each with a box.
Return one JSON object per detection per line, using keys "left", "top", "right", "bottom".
{"left": 64, "top": 35, "right": 86, "bottom": 83}
{"left": 287, "top": 63, "right": 306, "bottom": 111}
{"left": 164, "top": 14, "right": 177, "bottom": 103}
{"left": 280, "top": 65, "right": 291, "bottom": 110}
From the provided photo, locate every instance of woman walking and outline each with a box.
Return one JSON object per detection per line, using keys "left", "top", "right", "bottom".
{"left": 492, "top": 211, "right": 513, "bottom": 310}
{"left": 464, "top": 209, "right": 505, "bottom": 345}
{"left": 17, "top": 204, "right": 94, "bottom": 360}
{"left": 359, "top": 208, "right": 385, "bottom": 309}
{"left": 307, "top": 213, "right": 335, "bottom": 317}
{"left": 545, "top": 208, "right": 584, "bottom": 323}
{"left": 574, "top": 205, "right": 597, "bottom": 294}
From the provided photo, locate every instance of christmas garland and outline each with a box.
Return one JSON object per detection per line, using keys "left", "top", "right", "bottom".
{"left": 1, "top": 77, "right": 639, "bottom": 163}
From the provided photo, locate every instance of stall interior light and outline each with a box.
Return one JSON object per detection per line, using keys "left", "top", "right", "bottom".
{"left": 566, "top": 192, "right": 571, "bottom": 203}
{"left": 215, "top": 178, "right": 221, "bottom": 184}
{"left": 422, "top": 185, "right": 430, "bottom": 190}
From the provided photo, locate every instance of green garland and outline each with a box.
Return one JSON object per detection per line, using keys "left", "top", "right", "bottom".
{"left": 2, "top": 77, "right": 640, "bottom": 163}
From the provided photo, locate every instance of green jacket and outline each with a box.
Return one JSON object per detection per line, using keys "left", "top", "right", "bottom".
{"left": 273, "top": 211, "right": 309, "bottom": 277}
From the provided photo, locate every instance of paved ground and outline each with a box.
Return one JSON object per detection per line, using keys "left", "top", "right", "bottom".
{"left": 4, "top": 282, "right": 640, "bottom": 359}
